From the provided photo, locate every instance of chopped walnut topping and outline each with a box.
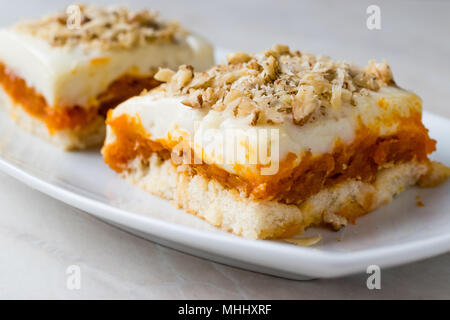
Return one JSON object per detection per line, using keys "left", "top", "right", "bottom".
{"left": 189, "top": 72, "right": 214, "bottom": 89}
{"left": 154, "top": 68, "right": 176, "bottom": 82}
{"left": 181, "top": 92, "right": 203, "bottom": 108}
{"left": 365, "top": 60, "right": 394, "bottom": 84}
{"left": 273, "top": 44, "right": 290, "bottom": 54}
{"left": 153, "top": 44, "right": 396, "bottom": 126}
{"left": 15, "top": 4, "right": 186, "bottom": 50}
{"left": 262, "top": 55, "right": 278, "bottom": 80}
{"left": 172, "top": 65, "right": 194, "bottom": 89}
{"left": 292, "top": 86, "right": 319, "bottom": 124}
{"left": 227, "top": 52, "right": 251, "bottom": 64}
{"left": 235, "top": 96, "right": 258, "bottom": 118}
{"left": 250, "top": 109, "right": 261, "bottom": 126}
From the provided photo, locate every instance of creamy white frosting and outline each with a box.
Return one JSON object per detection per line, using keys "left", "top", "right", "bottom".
{"left": 0, "top": 29, "right": 214, "bottom": 108}
{"left": 106, "top": 86, "right": 422, "bottom": 177}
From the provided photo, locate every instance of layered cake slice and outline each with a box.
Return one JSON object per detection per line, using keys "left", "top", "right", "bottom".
{"left": 0, "top": 4, "right": 214, "bottom": 149}
{"left": 102, "top": 45, "right": 448, "bottom": 239}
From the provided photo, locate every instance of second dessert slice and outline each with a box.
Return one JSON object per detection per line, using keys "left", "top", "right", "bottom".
{"left": 0, "top": 4, "right": 214, "bottom": 149}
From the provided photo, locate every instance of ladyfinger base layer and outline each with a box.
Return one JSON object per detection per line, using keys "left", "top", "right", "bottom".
{"left": 122, "top": 153, "right": 429, "bottom": 239}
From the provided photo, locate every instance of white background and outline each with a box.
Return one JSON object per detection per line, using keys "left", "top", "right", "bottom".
{"left": 0, "top": 0, "right": 449, "bottom": 299}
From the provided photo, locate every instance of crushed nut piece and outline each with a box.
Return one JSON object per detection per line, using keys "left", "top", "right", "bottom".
{"left": 273, "top": 44, "right": 290, "bottom": 54}
{"left": 365, "top": 60, "right": 394, "bottom": 84}
{"left": 292, "top": 86, "right": 319, "bottom": 124}
{"left": 181, "top": 91, "right": 203, "bottom": 108}
{"left": 16, "top": 4, "right": 186, "bottom": 50}
{"left": 250, "top": 109, "right": 261, "bottom": 126}
{"left": 227, "top": 52, "right": 251, "bottom": 64}
{"left": 235, "top": 97, "right": 257, "bottom": 117}
{"left": 262, "top": 55, "right": 278, "bottom": 80}
{"left": 154, "top": 68, "right": 176, "bottom": 82}
{"left": 151, "top": 47, "right": 396, "bottom": 127}
{"left": 173, "top": 65, "right": 194, "bottom": 88}
{"left": 189, "top": 72, "right": 214, "bottom": 89}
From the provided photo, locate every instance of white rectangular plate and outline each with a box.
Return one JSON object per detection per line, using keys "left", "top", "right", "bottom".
{"left": 1, "top": 107, "right": 449, "bottom": 279}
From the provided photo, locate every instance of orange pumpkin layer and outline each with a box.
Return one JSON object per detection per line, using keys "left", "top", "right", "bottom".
{"left": 103, "top": 112, "right": 436, "bottom": 204}
{"left": 0, "top": 62, "right": 161, "bottom": 132}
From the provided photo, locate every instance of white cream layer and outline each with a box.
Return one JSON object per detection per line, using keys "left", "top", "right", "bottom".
{"left": 0, "top": 29, "right": 214, "bottom": 108}
{"left": 107, "top": 86, "right": 422, "bottom": 177}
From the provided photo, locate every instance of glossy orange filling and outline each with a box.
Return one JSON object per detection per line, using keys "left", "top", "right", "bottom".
{"left": 0, "top": 62, "right": 161, "bottom": 132}
{"left": 103, "top": 112, "right": 436, "bottom": 203}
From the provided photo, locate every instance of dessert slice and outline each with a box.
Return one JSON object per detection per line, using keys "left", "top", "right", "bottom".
{"left": 102, "top": 45, "right": 448, "bottom": 239}
{"left": 0, "top": 4, "right": 214, "bottom": 150}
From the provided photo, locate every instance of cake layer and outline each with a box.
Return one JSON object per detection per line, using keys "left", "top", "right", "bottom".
{"left": 121, "top": 153, "right": 428, "bottom": 239}
{"left": 0, "top": 62, "right": 160, "bottom": 131}
{"left": 106, "top": 85, "right": 434, "bottom": 180}
{"left": 106, "top": 87, "right": 432, "bottom": 172}
{"left": 103, "top": 110, "right": 434, "bottom": 203}
{"left": 0, "top": 87, "right": 105, "bottom": 150}
{"left": 0, "top": 28, "right": 213, "bottom": 108}
{"left": 103, "top": 46, "right": 436, "bottom": 203}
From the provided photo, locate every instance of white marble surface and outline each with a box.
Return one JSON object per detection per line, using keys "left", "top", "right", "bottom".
{"left": 0, "top": 0, "right": 449, "bottom": 299}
